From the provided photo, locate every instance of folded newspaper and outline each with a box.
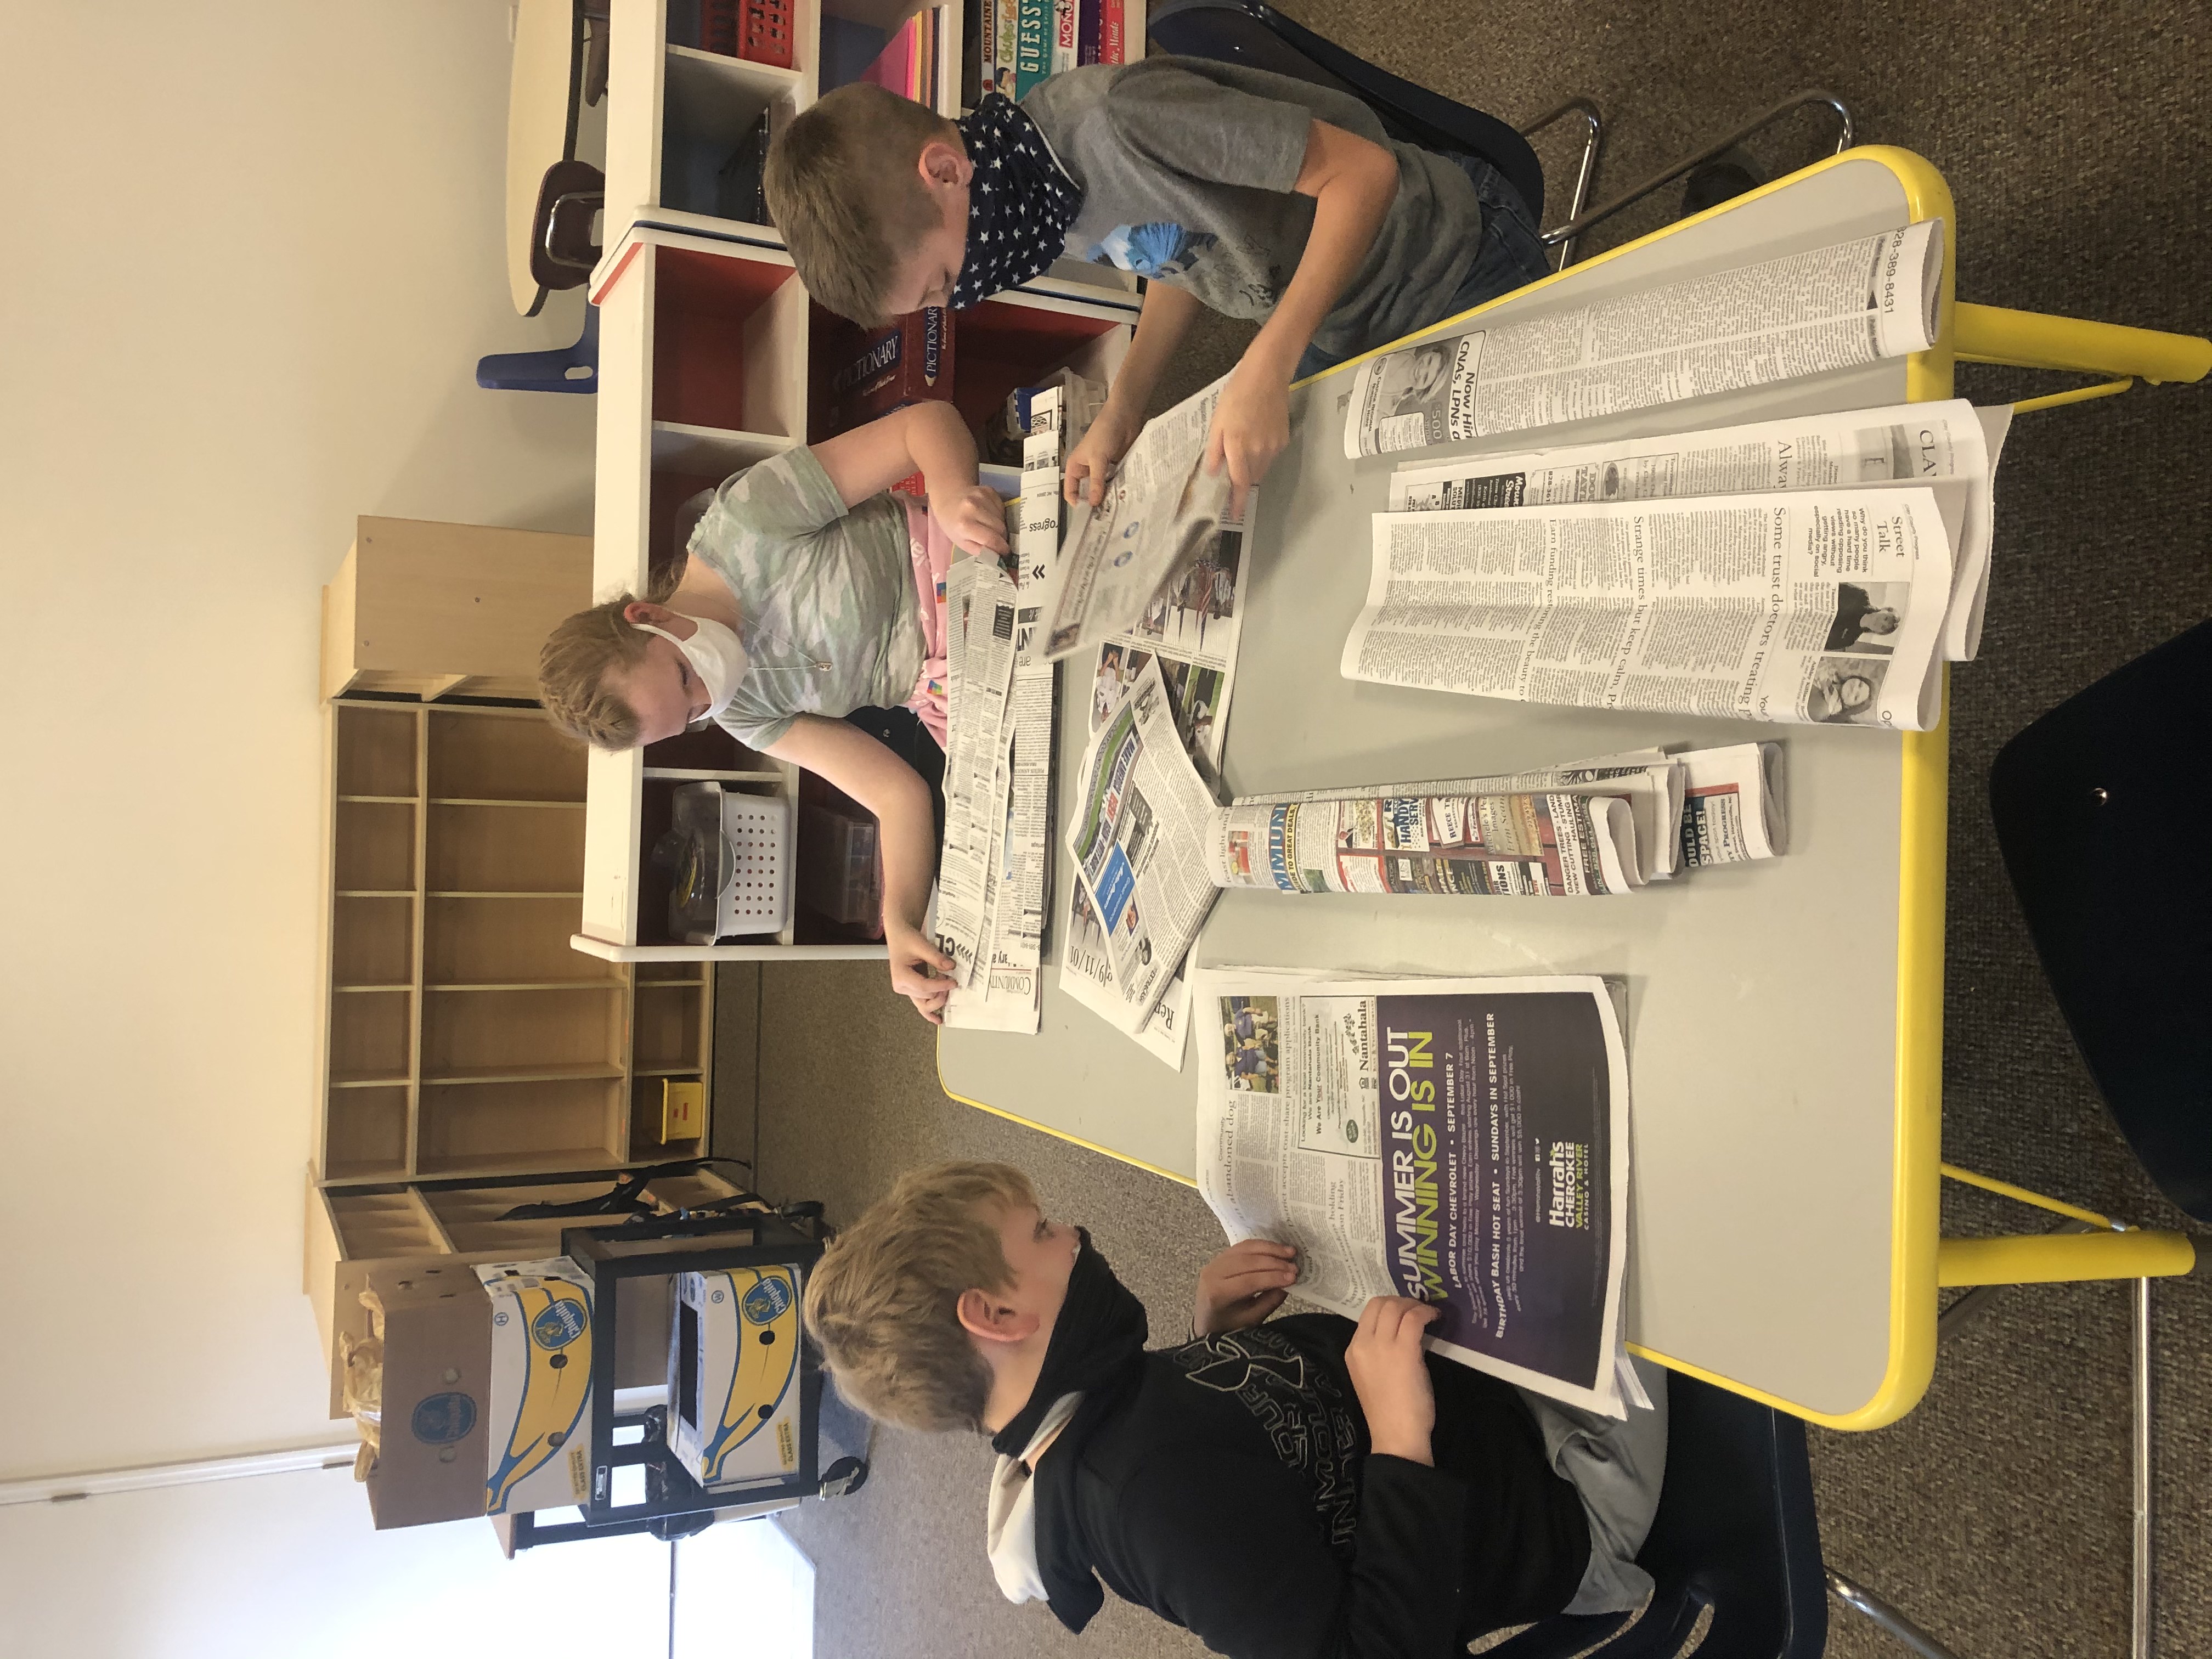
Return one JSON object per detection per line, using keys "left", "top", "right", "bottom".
{"left": 1387, "top": 399, "right": 2015, "bottom": 664}
{"left": 1344, "top": 484, "right": 1955, "bottom": 730}
{"left": 1345, "top": 221, "right": 1943, "bottom": 457}
{"left": 1065, "top": 654, "right": 1786, "bottom": 1033}
{"left": 938, "top": 390, "right": 1064, "bottom": 1034}
{"left": 1035, "top": 376, "right": 1235, "bottom": 661}
{"left": 1196, "top": 967, "right": 1633, "bottom": 1414}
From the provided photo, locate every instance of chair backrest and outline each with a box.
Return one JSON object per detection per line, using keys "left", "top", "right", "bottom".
{"left": 1486, "top": 1375, "right": 1827, "bottom": 1659}
{"left": 1989, "top": 619, "right": 2212, "bottom": 1223}
{"left": 1146, "top": 0, "right": 1547, "bottom": 225}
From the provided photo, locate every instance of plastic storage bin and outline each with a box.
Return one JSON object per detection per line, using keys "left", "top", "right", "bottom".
{"left": 658, "top": 783, "right": 791, "bottom": 942}
{"left": 798, "top": 803, "right": 883, "bottom": 933}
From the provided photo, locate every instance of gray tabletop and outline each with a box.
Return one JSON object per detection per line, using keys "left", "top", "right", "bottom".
{"left": 943, "top": 155, "right": 1951, "bottom": 1423}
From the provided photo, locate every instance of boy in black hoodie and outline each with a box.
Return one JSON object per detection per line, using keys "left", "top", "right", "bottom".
{"left": 803, "top": 1161, "right": 1669, "bottom": 1658}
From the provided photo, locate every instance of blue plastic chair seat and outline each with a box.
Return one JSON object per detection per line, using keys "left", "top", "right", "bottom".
{"left": 477, "top": 303, "right": 600, "bottom": 395}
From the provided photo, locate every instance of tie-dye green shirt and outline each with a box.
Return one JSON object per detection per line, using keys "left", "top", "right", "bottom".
{"left": 686, "top": 447, "right": 920, "bottom": 750}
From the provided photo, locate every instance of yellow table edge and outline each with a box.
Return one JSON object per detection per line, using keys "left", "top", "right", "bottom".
{"left": 940, "top": 144, "right": 1956, "bottom": 1430}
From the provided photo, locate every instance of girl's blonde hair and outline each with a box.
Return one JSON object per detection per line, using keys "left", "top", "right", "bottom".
{"left": 538, "top": 531, "right": 696, "bottom": 751}
{"left": 538, "top": 592, "right": 652, "bottom": 751}
{"left": 802, "top": 1161, "right": 1037, "bottom": 1433}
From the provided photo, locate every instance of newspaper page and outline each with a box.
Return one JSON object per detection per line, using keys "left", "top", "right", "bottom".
{"left": 1207, "top": 790, "right": 1641, "bottom": 896}
{"left": 1677, "top": 742, "right": 1787, "bottom": 866}
{"left": 1064, "top": 656, "right": 1225, "bottom": 1032}
{"left": 1085, "top": 487, "right": 1252, "bottom": 770}
{"left": 1195, "top": 968, "right": 1632, "bottom": 1413}
{"left": 1037, "top": 377, "right": 1235, "bottom": 661}
{"left": 1235, "top": 750, "right": 1686, "bottom": 882}
{"left": 934, "top": 555, "right": 1017, "bottom": 986}
{"left": 945, "top": 392, "right": 1063, "bottom": 1032}
{"left": 1343, "top": 488, "right": 1955, "bottom": 731}
{"left": 1060, "top": 879, "right": 1193, "bottom": 1068}
{"left": 1346, "top": 221, "right": 1943, "bottom": 458}
{"left": 1390, "top": 399, "right": 2001, "bottom": 663}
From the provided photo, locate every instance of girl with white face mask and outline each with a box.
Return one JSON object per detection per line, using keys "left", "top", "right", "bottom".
{"left": 538, "top": 400, "right": 1012, "bottom": 1025}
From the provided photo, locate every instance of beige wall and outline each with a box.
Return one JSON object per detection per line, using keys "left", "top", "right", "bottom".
{"left": 0, "top": 2, "right": 600, "bottom": 1477}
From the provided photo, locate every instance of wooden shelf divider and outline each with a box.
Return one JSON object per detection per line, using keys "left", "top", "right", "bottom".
{"left": 320, "top": 697, "right": 716, "bottom": 1187}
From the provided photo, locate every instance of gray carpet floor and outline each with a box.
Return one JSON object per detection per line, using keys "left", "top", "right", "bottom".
{"left": 732, "top": 0, "right": 2211, "bottom": 1650}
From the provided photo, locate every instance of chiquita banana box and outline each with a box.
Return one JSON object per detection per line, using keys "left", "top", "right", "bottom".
{"left": 669, "top": 1266, "right": 803, "bottom": 1490}
{"left": 475, "top": 1257, "right": 595, "bottom": 1516}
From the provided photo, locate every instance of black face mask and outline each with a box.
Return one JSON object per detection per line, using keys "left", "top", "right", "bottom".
{"left": 989, "top": 1227, "right": 1148, "bottom": 1456}
{"left": 949, "top": 93, "right": 1084, "bottom": 313}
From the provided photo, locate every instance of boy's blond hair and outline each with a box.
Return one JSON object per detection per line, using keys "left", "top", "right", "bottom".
{"left": 803, "top": 1161, "right": 1037, "bottom": 1432}
{"left": 765, "top": 83, "right": 959, "bottom": 326}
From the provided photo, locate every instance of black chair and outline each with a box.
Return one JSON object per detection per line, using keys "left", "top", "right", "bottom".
{"left": 1989, "top": 618, "right": 2212, "bottom": 1224}
{"left": 1483, "top": 1375, "right": 1828, "bottom": 1659}
{"left": 1812, "top": 622, "right": 2212, "bottom": 1656}
{"left": 1147, "top": 0, "right": 1852, "bottom": 270}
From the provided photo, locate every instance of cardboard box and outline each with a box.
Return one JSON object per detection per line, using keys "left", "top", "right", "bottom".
{"left": 669, "top": 1266, "right": 804, "bottom": 1489}
{"left": 361, "top": 1265, "right": 494, "bottom": 1530}
{"left": 475, "top": 1257, "right": 596, "bottom": 1516}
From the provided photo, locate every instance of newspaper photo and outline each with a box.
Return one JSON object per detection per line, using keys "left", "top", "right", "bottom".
{"left": 943, "top": 389, "right": 1063, "bottom": 1034}
{"left": 1036, "top": 376, "right": 1235, "bottom": 661}
{"left": 1195, "top": 968, "right": 1632, "bottom": 1414}
{"left": 1390, "top": 399, "right": 2008, "bottom": 662}
{"left": 1342, "top": 487, "right": 1956, "bottom": 731}
{"left": 1346, "top": 221, "right": 1943, "bottom": 458}
{"left": 1085, "top": 488, "right": 1251, "bottom": 770}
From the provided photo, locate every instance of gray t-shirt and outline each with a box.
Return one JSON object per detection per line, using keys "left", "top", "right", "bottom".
{"left": 1023, "top": 60, "right": 1485, "bottom": 360}
{"left": 685, "top": 447, "right": 921, "bottom": 749}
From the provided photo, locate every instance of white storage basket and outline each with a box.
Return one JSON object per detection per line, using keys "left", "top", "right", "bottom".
{"left": 714, "top": 787, "right": 791, "bottom": 939}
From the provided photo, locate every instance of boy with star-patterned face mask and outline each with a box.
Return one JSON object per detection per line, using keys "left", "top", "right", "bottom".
{"left": 765, "top": 66, "right": 1553, "bottom": 520}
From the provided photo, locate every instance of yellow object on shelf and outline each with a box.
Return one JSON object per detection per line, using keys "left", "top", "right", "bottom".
{"left": 661, "top": 1080, "right": 706, "bottom": 1142}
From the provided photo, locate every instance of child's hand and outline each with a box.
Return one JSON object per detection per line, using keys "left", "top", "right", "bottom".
{"left": 1345, "top": 1296, "right": 1439, "bottom": 1464}
{"left": 1064, "top": 402, "right": 1144, "bottom": 507}
{"left": 884, "top": 919, "right": 955, "bottom": 1024}
{"left": 935, "top": 482, "right": 1011, "bottom": 557}
{"left": 1193, "top": 1238, "right": 1300, "bottom": 1335}
{"left": 1204, "top": 357, "right": 1290, "bottom": 520}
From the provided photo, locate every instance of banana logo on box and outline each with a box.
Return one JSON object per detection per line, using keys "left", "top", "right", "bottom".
{"left": 698, "top": 1267, "right": 800, "bottom": 1483}
{"left": 485, "top": 1276, "right": 591, "bottom": 1513}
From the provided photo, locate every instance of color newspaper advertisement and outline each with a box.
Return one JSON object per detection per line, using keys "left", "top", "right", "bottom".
{"left": 1195, "top": 968, "right": 1638, "bottom": 1414}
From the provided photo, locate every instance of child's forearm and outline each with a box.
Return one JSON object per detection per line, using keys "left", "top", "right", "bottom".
{"left": 1251, "top": 120, "right": 1398, "bottom": 375}
{"left": 877, "top": 771, "right": 939, "bottom": 936}
{"left": 1104, "top": 281, "right": 1204, "bottom": 415}
{"left": 901, "top": 398, "right": 982, "bottom": 489}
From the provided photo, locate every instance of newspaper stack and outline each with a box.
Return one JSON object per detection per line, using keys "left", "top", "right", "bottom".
{"left": 1339, "top": 220, "right": 2019, "bottom": 725}
{"left": 1195, "top": 968, "right": 1640, "bottom": 1414}
{"left": 1065, "top": 652, "right": 1786, "bottom": 1048}
{"left": 936, "top": 391, "right": 1064, "bottom": 1033}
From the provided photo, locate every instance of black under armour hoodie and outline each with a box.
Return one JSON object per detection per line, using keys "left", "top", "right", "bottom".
{"left": 1024, "top": 1313, "right": 1590, "bottom": 1658}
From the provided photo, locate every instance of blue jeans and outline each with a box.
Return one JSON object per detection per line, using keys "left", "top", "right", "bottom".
{"left": 1295, "top": 154, "right": 1554, "bottom": 381}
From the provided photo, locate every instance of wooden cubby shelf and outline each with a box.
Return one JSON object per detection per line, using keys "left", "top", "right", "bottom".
{"left": 318, "top": 699, "right": 716, "bottom": 1186}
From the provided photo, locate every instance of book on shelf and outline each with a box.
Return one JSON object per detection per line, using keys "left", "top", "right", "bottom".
{"left": 817, "top": 307, "right": 957, "bottom": 437}
{"left": 862, "top": 4, "right": 943, "bottom": 105}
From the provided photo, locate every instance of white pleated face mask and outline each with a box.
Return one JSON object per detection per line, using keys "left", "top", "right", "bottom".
{"left": 631, "top": 616, "right": 749, "bottom": 724}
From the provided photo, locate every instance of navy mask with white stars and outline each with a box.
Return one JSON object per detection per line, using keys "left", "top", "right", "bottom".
{"left": 947, "top": 93, "right": 1083, "bottom": 312}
